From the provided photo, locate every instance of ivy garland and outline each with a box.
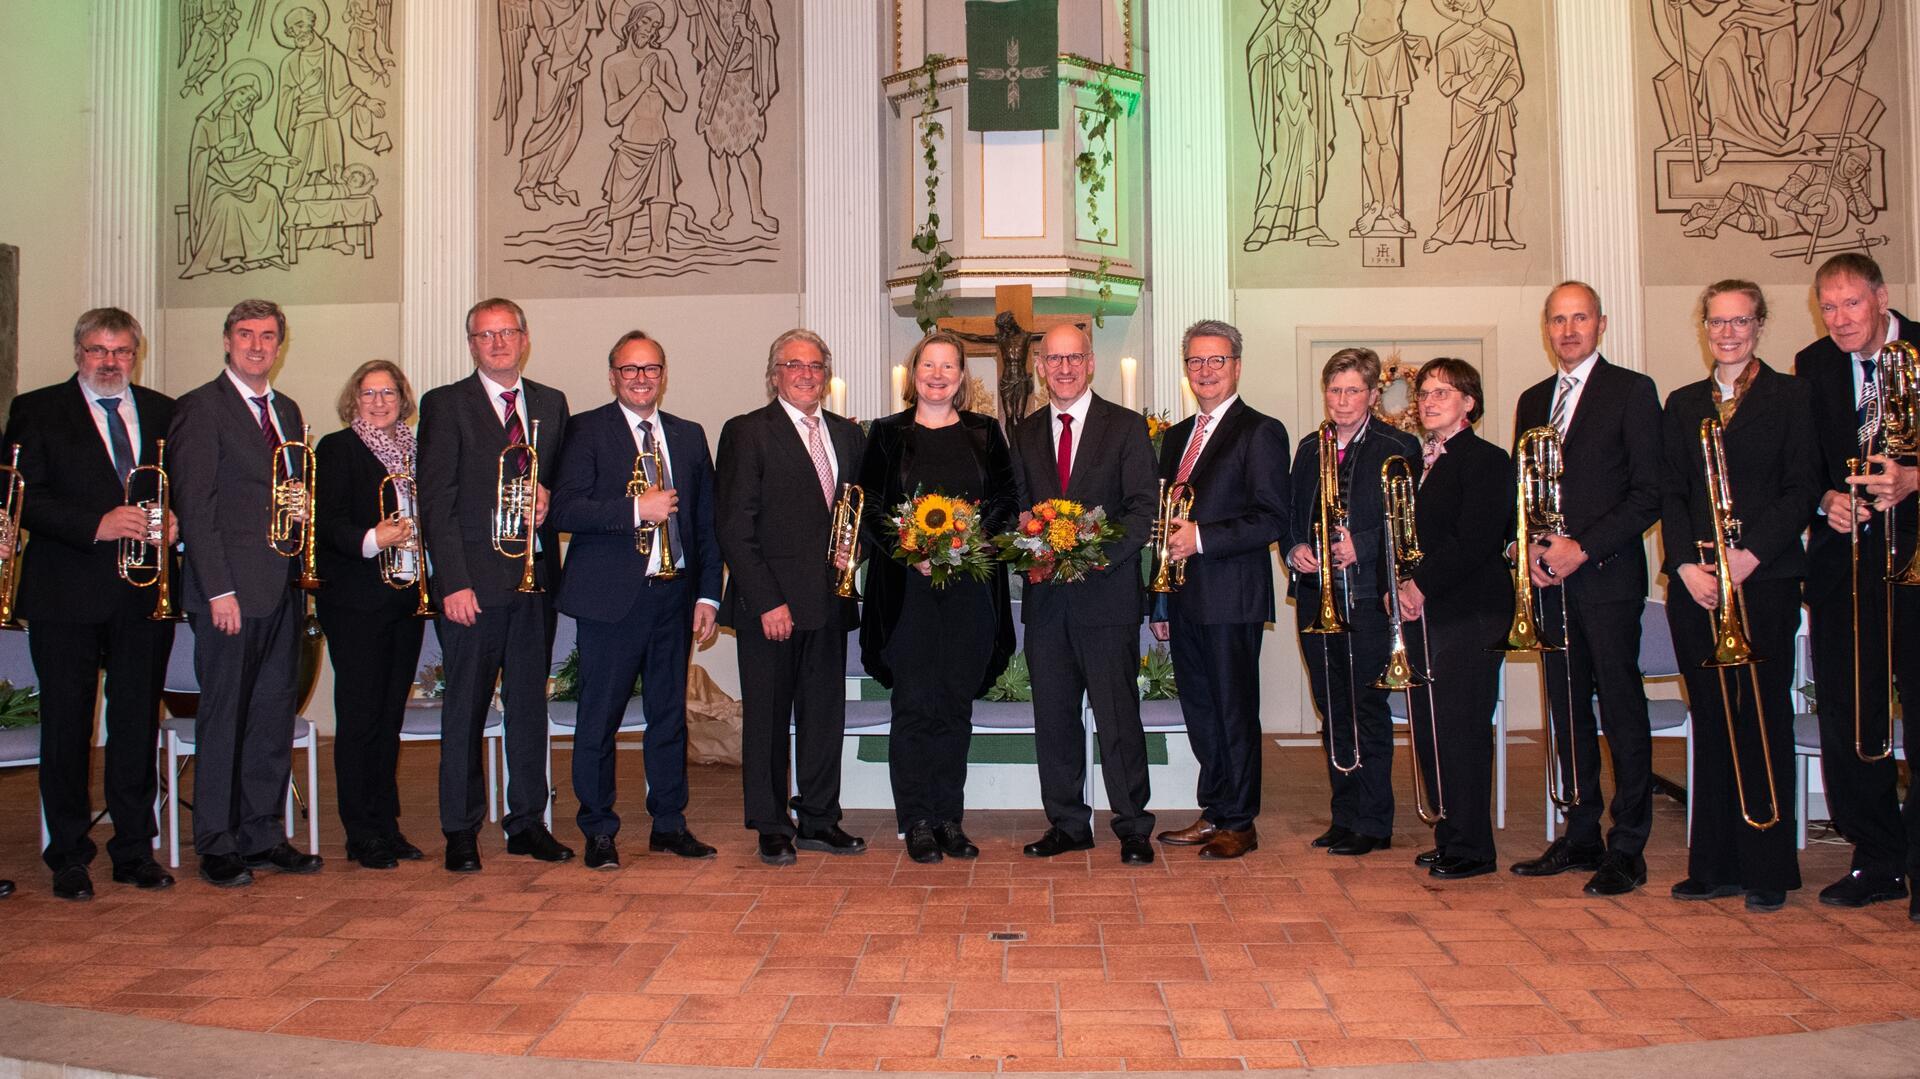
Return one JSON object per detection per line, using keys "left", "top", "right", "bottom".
{"left": 1074, "top": 72, "right": 1125, "bottom": 327}
{"left": 910, "top": 55, "right": 955, "bottom": 332}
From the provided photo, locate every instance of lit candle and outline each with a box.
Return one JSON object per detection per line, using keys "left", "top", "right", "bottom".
{"left": 892, "top": 364, "right": 908, "bottom": 412}
{"left": 1119, "top": 356, "right": 1138, "bottom": 410}
{"left": 828, "top": 376, "right": 847, "bottom": 416}
{"left": 1179, "top": 378, "right": 1197, "bottom": 417}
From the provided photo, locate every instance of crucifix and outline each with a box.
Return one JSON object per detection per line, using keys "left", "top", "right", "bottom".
{"left": 939, "top": 285, "right": 1088, "bottom": 444}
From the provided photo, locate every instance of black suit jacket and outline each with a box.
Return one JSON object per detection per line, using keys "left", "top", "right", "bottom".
{"left": 550, "top": 402, "right": 721, "bottom": 623}
{"left": 1285, "top": 416, "right": 1420, "bottom": 601}
{"left": 314, "top": 429, "right": 423, "bottom": 614}
{"left": 1404, "top": 427, "right": 1514, "bottom": 623}
{"left": 5, "top": 377, "right": 175, "bottom": 623}
{"left": 1511, "top": 356, "right": 1663, "bottom": 603}
{"left": 417, "top": 372, "right": 568, "bottom": 606}
{"left": 714, "top": 400, "right": 864, "bottom": 633}
{"left": 1152, "top": 398, "right": 1290, "bottom": 625}
{"left": 1793, "top": 309, "right": 1920, "bottom": 602}
{"left": 169, "top": 372, "right": 305, "bottom": 615}
{"left": 1660, "top": 362, "right": 1821, "bottom": 583}
{"left": 1010, "top": 394, "right": 1155, "bottom": 628}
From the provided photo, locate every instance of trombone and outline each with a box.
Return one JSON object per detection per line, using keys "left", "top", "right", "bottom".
{"left": 828, "top": 483, "right": 864, "bottom": 598}
{"left": 493, "top": 418, "right": 542, "bottom": 594}
{"left": 1149, "top": 479, "right": 1194, "bottom": 593}
{"left": 1302, "top": 423, "right": 1361, "bottom": 774}
{"left": 1846, "top": 339, "right": 1919, "bottom": 761}
{"left": 1377, "top": 455, "right": 1442, "bottom": 824}
{"left": 378, "top": 460, "right": 435, "bottom": 618}
{"left": 0, "top": 446, "right": 24, "bottom": 631}
{"left": 119, "top": 439, "right": 183, "bottom": 622}
{"left": 1504, "top": 426, "right": 1580, "bottom": 812}
{"left": 1699, "top": 417, "right": 1780, "bottom": 831}
{"left": 268, "top": 423, "right": 323, "bottom": 590}
{"left": 626, "top": 448, "right": 679, "bottom": 580}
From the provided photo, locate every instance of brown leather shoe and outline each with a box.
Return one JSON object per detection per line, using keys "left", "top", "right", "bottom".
{"left": 1155, "top": 819, "right": 1219, "bottom": 846}
{"left": 1198, "top": 828, "right": 1258, "bottom": 859}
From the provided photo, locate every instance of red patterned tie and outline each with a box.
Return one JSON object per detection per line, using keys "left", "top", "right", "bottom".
{"left": 1174, "top": 412, "right": 1211, "bottom": 484}
{"left": 1056, "top": 413, "right": 1073, "bottom": 493}
{"left": 802, "top": 415, "right": 835, "bottom": 504}
{"left": 251, "top": 395, "right": 280, "bottom": 453}
{"left": 500, "top": 390, "right": 528, "bottom": 476}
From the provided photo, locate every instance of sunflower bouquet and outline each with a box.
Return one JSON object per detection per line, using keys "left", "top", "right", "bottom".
{"left": 993, "top": 498, "right": 1126, "bottom": 585}
{"left": 890, "top": 491, "right": 996, "bottom": 588}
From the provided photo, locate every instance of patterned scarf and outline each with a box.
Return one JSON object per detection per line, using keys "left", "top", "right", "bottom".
{"left": 352, "top": 417, "right": 416, "bottom": 475}
{"left": 1711, "top": 359, "right": 1761, "bottom": 423}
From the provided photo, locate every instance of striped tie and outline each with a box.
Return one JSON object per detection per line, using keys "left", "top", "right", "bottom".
{"left": 802, "top": 415, "right": 835, "bottom": 504}
{"left": 1858, "top": 355, "right": 1880, "bottom": 451}
{"left": 500, "top": 390, "right": 528, "bottom": 476}
{"left": 1548, "top": 375, "right": 1577, "bottom": 434}
{"left": 1175, "top": 412, "right": 1212, "bottom": 484}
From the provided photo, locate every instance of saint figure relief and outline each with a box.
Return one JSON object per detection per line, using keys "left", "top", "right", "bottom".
{"left": 275, "top": 3, "right": 392, "bottom": 192}
{"left": 602, "top": 3, "right": 688, "bottom": 256}
{"left": 184, "top": 62, "right": 301, "bottom": 278}
{"left": 1339, "top": 0, "right": 1430, "bottom": 238}
{"left": 516, "top": 0, "right": 598, "bottom": 210}
{"left": 679, "top": 0, "right": 781, "bottom": 234}
{"left": 1423, "top": 0, "right": 1524, "bottom": 253}
{"left": 1244, "top": 0, "right": 1338, "bottom": 250}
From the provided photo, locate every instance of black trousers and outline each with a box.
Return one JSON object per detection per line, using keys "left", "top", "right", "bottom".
{"left": 1668, "top": 577, "right": 1801, "bottom": 893}
{"left": 437, "top": 591, "right": 551, "bottom": 837}
{"left": 1169, "top": 614, "right": 1265, "bottom": 833}
{"left": 30, "top": 610, "right": 173, "bottom": 870}
{"left": 737, "top": 612, "right": 847, "bottom": 838}
{"left": 316, "top": 599, "right": 423, "bottom": 846}
{"left": 885, "top": 574, "right": 993, "bottom": 832}
{"left": 1405, "top": 608, "right": 1504, "bottom": 864}
{"left": 573, "top": 577, "right": 693, "bottom": 839}
{"left": 187, "top": 592, "right": 300, "bottom": 857}
{"left": 1807, "top": 533, "right": 1920, "bottom": 878}
{"left": 1538, "top": 588, "right": 1654, "bottom": 857}
{"left": 1296, "top": 585, "right": 1395, "bottom": 838}
{"left": 1026, "top": 613, "right": 1153, "bottom": 842}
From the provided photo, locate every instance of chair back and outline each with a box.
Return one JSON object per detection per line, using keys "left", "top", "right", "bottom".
{"left": 1639, "top": 600, "right": 1679, "bottom": 679}
{"left": 0, "top": 629, "right": 33, "bottom": 688}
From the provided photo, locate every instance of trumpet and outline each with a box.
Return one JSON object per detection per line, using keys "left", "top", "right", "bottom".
{"left": 119, "top": 439, "right": 183, "bottom": 622}
{"left": 269, "top": 423, "right": 323, "bottom": 590}
{"left": 493, "top": 418, "right": 542, "bottom": 594}
{"left": 828, "top": 483, "right": 864, "bottom": 598}
{"left": 1377, "top": 455, "right": 1443, "bottom": 824}
{"left": 1699, "top": 417, "right": 1780, "bottom": 830}
{"left": 378, "top": 462, "right": 435, "bottom": 618}
{"left": 1149, "top": 479, "right": 1194, "bottom": 593}
{"left": 0, "top": 446, "right": 24, "bottom": 631}
{"left": 626, "top": 448, "right": 679, "bottom": 580}
{"left": 1847, "top": 339, "right": 1919, "bottom": 760}
{"left": 1505, "top": 425, "right": 1579, "bottom": 811}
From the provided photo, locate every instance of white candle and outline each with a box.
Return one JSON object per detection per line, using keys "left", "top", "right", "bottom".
{"left": 1180, "top": 378, "right": 1197, "bottom": 417}
{"left": 1119, "top": 356, "right": 1138, "bottom": 410}
{"left": 892, "top": 364, "right": 908, "bottom": 412}
{"left": 828, "top": 376, "right": 847, "bottom": 416}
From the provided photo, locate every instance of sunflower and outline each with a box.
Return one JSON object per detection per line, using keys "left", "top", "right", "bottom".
{"left": 915, "top": 494, "right": 959, "bottom": 534}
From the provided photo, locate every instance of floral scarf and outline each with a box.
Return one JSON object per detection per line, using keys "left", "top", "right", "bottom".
{"left": 1711, "top": 359, "right": 1761, "bottom": 423}
{"left": 352, "top": 417, "right": 415, "bottom": 475}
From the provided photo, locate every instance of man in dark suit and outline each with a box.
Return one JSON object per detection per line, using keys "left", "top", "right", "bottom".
{"left": 1149, "top": 319, "right": 1291, "bottom": 859}
{"left": 1011, "top": 324, "right": 1158, "bottom": 866}
{"left": 1506, "top": 282, "right": 1664, "bottom": 896}
{"left": 716, "top": 329, "right": 867, "bottom": 867}
{"left": 6, "top": 308, "right": 177, "bottom": 899}
{"left": 1794, "top": 253, "right": 1920, "bottom": 915}
{"left": 169, "top": 298, "right": 322, "bottom": 887}
{"left": 551, "top": 329, "right": 722, "bottom": 868}
{"left": 418, "top": 297, "right": 572, "bottom": 872}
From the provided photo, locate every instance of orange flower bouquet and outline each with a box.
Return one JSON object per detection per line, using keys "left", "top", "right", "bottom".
{"left": 993, "top": 498, "right": 1126, "bottom": 585}
{"left": 890, "top": 491, "right": 995, "bottom": 588}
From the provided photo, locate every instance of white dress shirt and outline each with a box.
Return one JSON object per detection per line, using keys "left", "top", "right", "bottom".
{"left": 78, "top": 379, "right": 142, "bottom": 469}
{"left": 1047, "top": 390, "right": 1092, "bottom": 480}
{"left": 1176, "top": 393, "right": 1238, "bottom": 554}
{"left": 777, "top": 395, "right": 838, "bottom": 481}
{"left": 1549, "top": 351, "right": 1600, "bottom": 433}
{"left": 1852, "top": 315, "right": 1901, "bottom": 407}
{"left": 622, "top": 402, "right": 718, "bottom": 611}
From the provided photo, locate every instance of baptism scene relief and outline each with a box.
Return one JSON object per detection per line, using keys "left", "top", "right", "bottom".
{"left": 164, "top": 0, "right": 401, "bottom": 306}
{"left": 1229, "top": 0, "right": 1557, "bottom": 289}
{"left": 483, "top": 0, "right": 800, "bottom": 298}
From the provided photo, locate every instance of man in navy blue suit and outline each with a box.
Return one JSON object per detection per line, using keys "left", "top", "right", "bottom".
{"left": 550, "top": 330, "right": 722, "bottom": 869}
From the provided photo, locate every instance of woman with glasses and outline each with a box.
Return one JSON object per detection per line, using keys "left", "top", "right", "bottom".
{"left": 1659, "top": 280, "right": 1818, "bottom": 913}
{"left": 314, "top": 360, "right": 428, "bottom": 869}
{"left": 1395, "top": 357, "right": 1513, "bottom": 880}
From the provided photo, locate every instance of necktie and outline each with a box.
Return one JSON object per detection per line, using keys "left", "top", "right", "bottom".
{"left": 642, "top": 420, "right": 681, "bottom": 569}
{"left": 250, "top": 395, "right": 280, "bottom": 453}
{"left": 1549, "top": 375, "right": 1578, "bottom": 434}
{"left": 1056, "top": 413, "right": 1074, "bottom": 493}
{"left": 801, "top": 415, "right": 835, "bottom": 504}
{"left": 1858, "top": 355, "right": 1880, "bottom": 450}
{"left": 96, "top": 397, "right": 136, "bottom": 483}
{"left": 1175, "top": 412, "right": 1212, "bottom": 484}
{"left": 500, "top": 390, "right": 529, "bottom": 476}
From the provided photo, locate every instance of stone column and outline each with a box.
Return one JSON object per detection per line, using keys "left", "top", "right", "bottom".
{"left": 1553, "top": 1, "right": 1645, "bottom": 368}
{"left": 88, "top": 0, "right": 164, "bottom": 384}
{"left": 401, "top": 2, "right": 481, "bottom": 391}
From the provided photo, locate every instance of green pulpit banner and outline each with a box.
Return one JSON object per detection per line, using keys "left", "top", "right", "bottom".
{"left": 965, "top": 0, "right": 1058, "bottom": 131}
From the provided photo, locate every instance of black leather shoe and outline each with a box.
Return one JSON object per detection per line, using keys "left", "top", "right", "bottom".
{"left": 758, "top": 833, "right": 797, "bottom": 866}
{"left": 1311, "top": 825, "right": 1354, "bottom": 849}
{"left": 199, "top": 853, "right": 253, "bottom": 888}
{"left": 444, "top": 831, "right": 482, "bottom": 873}
{"left": 1429, "top": 856, "right": 1497, "bottom": 880}
{"left": 0, "top": 879, "right": 11, "bottom": 898}
{"left": 1583, "top": 852, "right": 1647, "bottom": 896}
{"left": 506, "top": 824, "right": 575, "bottom": 862}
{"left": 1023, "top": 827, "right": 1095, "bottom": 858}
{"left": 1119, "top": 836, "right": 1155, "bottom": 865}
{"left": 390, "top": 833, "right": 425, "bottom": 861}
{"left": 905, "top": 821, "right": 942, "bottom": 864}
{"left": 584, "top": 835, "right": 620, "bottom": 870}
{"left": 1327, "top": 833, "right": 1390, "bottom": 856}
{"left": 1745, "top": 889, "right": 1787, "bottom": 913}
{"left": 51, "top": 864, "right": 94, "bottom": 901}
{"left": 111, "top": 860, "right": 175, "bottom": 890}
{"left": 1818, "top": 869, "right": 1908, "bottom": 908}
{"left": 933, "top": 822, "right": 978, "bottom": 859}
{"left": 1415, "top": 847, "right": 1443, "bottom": 867}
{"left": 1669, "top": 877, "right": 1739, "bottom": 901}
{"left": 1509, "top": 837, "right": 1605, "bottom": 877}
{"left": 346, "top": 836, "right": 399, "bottom": 870}
{"left": 244, "top": 842, "right": 323, "bottom": 874}
{"left": 796, "top": 826, "right": 867, "bottom": 855}
{"left": 648, "top": 830, "right": 717, "bottom": 859}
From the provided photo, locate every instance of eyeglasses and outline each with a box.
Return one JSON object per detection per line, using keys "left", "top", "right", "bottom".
{"left": 1415, "top": 387, "right": 1459, "bottom": 403}
{"left": 612, "top": 363, "right": 665, "bottom": 381}
{"left": 1039, "top": 352, "right": 1091, "bottom": 368}
{"left": 81, "top": 345, "right": 136, "bottom": 362}
{"left": 773, "top": 360, "right": 829, "bottom": 375}
{"left": 1702, "top": 316, "right": 1760, "bottom": 332}
{"left": 1184, "top": 355, "right": 1234, "bottom": 371}
{"left": 358, "top": 387, "right": 399, "bottom": 401}
{"left": 468, "top": 328, "right": 525, "bottom": 345}
{"left": 1324, "top": 386, "right": 1370, "bottom": 399}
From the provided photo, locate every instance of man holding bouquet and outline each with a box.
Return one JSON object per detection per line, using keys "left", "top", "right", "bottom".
{"left": 1010, "top": 324, "right": 1159, "bottom": 865}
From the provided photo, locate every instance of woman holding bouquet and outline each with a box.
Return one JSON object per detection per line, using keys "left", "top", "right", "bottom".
{"left": 858, "top": 330, "right": 1017, "bottom": 863}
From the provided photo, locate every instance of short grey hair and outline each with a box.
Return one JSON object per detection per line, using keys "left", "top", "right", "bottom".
{"left": 465, "top": 297, "right": 528, "bottom": 336}
{"left": 73, "top": 307, "right": 145, "bottom": 352}
{"left": 764, "top": 328, "right": 832, "bottom": 400}
{"left": 1181, "top": 319, "right": 1243, "bottom": 360}
{"left": 1544, "top": 280, "right": 1604, "bottom": 319}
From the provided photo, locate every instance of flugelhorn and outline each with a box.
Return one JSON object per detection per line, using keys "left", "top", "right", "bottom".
{"left": 119, "top": 439, "right": 183, "bottom": 622}
{"left": 1846, "top": 340, "right": 1919, "bottom": 760}
{"left": 378, "top": 459, "right": 435, "bottom": 618}
{"left": 1149, "top": 479, "right": 1194, "bottom": 593}
{"left": 0, "top": 446, "right": 24, "bottom": 631}
{"left": 1302, "top": 422, "right": 1351, "bottom": 636}
{"left": 269, "top": 423, "right": 323, "bottom": 590}
{"left": 493, "top": 418, "right": 542, "bottom": 594}
{"left": 828, "top": 483, "right": 864, "bottom": 598}
{"left": 1377, "top": 455, "right": 1442, "bottom": 824}
{"left": 1699, "top": 417, "right": 1780, "bottom": 831}
{"left": 626, "top": 448, "right": 679, "bottom": 580}
{"left": 1505, "top": 425, "right": 1579, "bottom": 811}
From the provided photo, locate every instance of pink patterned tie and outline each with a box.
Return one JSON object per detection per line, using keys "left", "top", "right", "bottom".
{"left": 802, "top": 415, "right": 835, "bottom": 504}
{"left": 1175, "top": 412, "right": 1212, "bottom": 484}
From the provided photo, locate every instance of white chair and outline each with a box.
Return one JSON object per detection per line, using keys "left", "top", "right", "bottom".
{"left": 400, "top": 620, "right": 504, "bottom": 823}
{"left": 1791, "top": 610, "right": 1893, "bottom": 849}
{"left": 0, "top": 630, "right": 50, "bottom": 849}
{"left": 536, "top": 614, "right": 614, "bottom": 830}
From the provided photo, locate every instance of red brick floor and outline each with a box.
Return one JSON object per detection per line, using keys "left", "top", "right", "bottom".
{"left": 0, "top": 737, "right": 1912, "bottom": 1071}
